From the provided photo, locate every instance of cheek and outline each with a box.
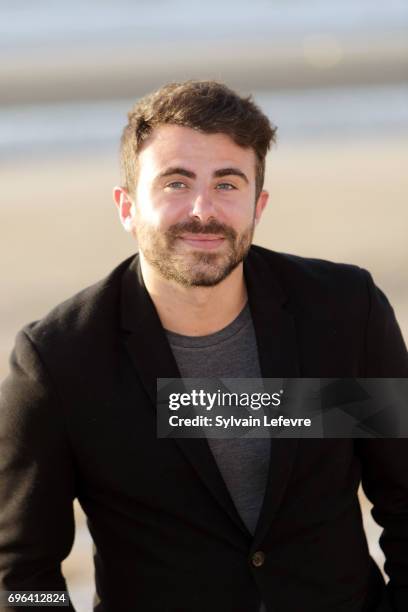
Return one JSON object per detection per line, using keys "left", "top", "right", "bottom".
{"left": 218, "top": 189, "right": 255, "bottom": 224}
{"left": 158, "top": 195, "right": 193, "bottom": 224}
{"left": 137, "top": 200, "right": 188, "bottom": 230}
{"left": 134, "top": 180, "right": 163, "bottom": 225}
{"left": 224, "top": 203, "right": 254, "bottom": 229}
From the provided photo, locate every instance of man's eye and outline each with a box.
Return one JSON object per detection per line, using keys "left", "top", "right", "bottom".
{"left": 166, "top": 181, "right": 187, "bottom": 190}
{"left": 216, "top": 183, "right": 236, "bottom": 190}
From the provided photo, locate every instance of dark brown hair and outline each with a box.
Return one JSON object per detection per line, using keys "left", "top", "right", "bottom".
{"left": 120, "top": 80, "right": 277, "bottom": 200}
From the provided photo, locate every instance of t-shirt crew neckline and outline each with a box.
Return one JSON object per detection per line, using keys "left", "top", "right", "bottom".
{"left": 164, "top": 302, "right": 251, "bottom": 349}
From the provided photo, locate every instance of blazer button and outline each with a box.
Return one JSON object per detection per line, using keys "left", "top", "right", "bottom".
{"left": 251, "top": 551, "right": 265, "bottom": 567}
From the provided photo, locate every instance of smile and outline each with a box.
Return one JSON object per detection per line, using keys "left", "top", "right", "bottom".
{"left": 179, "top": 235, "right": 226, "bottom": 250}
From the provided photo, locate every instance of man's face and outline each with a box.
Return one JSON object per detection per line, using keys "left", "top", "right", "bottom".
{"left": 125, "top": 124, "right": 268, "bottom": 287}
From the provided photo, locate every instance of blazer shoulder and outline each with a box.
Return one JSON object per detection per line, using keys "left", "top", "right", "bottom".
{"left": 22, "top": 254, "right": 136, "bottom": 353}
{"left": 250, "top": 244, "right": 367, "bottom": 304}
{"left": 250, "top": 245, "right": 408, "bottom": 375}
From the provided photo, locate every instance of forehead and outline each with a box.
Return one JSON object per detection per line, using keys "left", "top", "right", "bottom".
{"left": 137, "top": 124, "right": 257, "bottom": 175}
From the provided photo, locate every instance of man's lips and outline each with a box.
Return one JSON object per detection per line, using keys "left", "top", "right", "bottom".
{"left": 178, "top": 233, "right": 226, "bottom": 250}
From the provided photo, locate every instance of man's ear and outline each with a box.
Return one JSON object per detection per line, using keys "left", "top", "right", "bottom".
{"left": 254, "top": 190, "right": 269, "bottom": 226}
{"left": 113, "top": 186, "right": 135, "bottom": 233}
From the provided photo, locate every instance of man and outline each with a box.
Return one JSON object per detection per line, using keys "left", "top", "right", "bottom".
{"left": 0, "top": 80, "right": 407, "bottom": 612}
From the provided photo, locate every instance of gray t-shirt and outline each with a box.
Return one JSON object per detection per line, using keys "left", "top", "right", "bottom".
{"left": 165, "top": 303, "right": 270, "bottom": 535}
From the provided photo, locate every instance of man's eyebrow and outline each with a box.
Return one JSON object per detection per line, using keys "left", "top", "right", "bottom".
{"left": 156, "top": 167, "right": 196, "bottom": 180}
{"left": 213, "top": 168, "right": 249, "bottom": 183}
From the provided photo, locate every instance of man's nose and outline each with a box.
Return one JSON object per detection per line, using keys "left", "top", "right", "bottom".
{"left": 189, "top": 191, "right": 216, "bottom": 223}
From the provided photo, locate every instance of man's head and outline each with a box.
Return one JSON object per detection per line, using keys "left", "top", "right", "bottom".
{"left": 114, "top": 80, "right": 277, "bottom": 287}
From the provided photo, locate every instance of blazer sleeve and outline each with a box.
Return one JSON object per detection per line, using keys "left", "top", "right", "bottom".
{"left": 356, "top": 269, "right": 408, "bottom": 612}
{"left": 0, "top": 329, "right": 77, "bottom": 611}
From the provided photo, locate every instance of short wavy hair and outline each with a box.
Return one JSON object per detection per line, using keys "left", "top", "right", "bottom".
{"left": 120, "top": 80, "right": 277, "bottom": 200}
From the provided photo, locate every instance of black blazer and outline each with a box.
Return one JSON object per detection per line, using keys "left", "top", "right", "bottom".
{"left": 0, "top": 246, "right": 407, "bottom": 612}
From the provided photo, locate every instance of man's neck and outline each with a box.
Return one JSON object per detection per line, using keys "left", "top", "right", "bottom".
{"left": 139, "top": 255, "right": 248, "bottom": 336}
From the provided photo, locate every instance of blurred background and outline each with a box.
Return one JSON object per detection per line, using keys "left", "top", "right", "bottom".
{"left": 1, "top": 0, "right": 407, "bottom": 609}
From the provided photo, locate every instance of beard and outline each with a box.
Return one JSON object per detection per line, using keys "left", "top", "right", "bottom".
{"left": 134, "top": 217, "right": 254, "bottom": 287}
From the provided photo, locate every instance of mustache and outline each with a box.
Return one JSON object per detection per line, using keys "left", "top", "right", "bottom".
{"left": 166, "top": 219, "right": 237, "bottom": 240}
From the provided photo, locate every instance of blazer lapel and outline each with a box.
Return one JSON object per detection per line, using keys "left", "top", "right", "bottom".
{"left": 120, "top": 254, "right": 250, "bottom": 536}
{"left": 244, "top": 249, "right": 301, "bottom": 545}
